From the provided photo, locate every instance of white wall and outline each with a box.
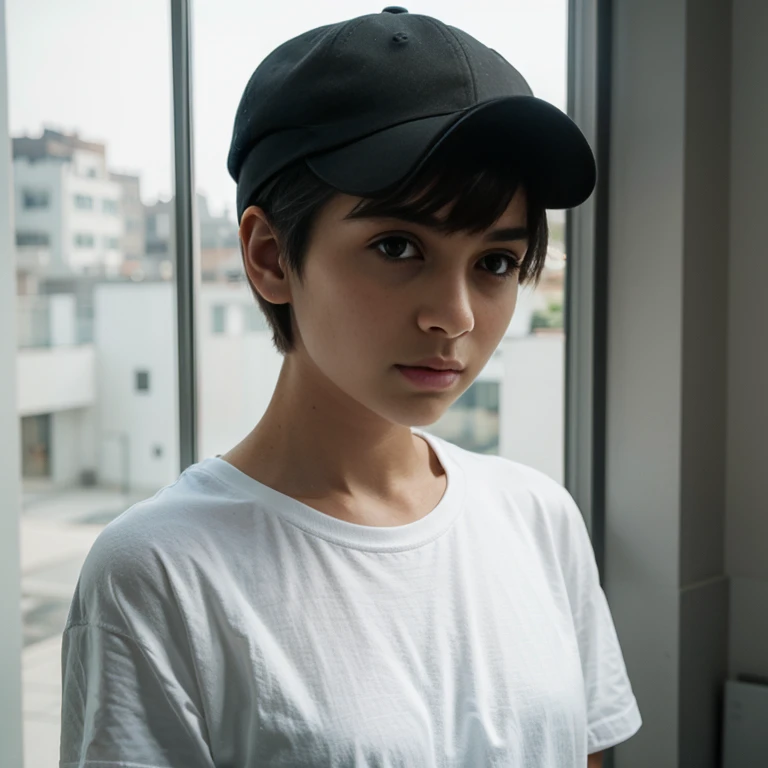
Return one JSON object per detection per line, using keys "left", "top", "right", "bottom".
{"left": 17, "top": 345, "right": 94, "bottom": 415}
{"left": 498, "top": 333, "right": 564, "bottom": 485}
{"left": 198, "top": 282, "right": 283, "bottom": 458}
{"left": 94, "top": 282, "right": 179, "bottom": 491}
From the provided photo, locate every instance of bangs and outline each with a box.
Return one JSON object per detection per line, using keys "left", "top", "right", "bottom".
{"left": 344, "top": 136, "right": 529, "bottom": 235}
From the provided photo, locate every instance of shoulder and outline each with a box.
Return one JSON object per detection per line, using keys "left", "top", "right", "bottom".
{"left": 428, "top": 431, "right": 587, "bottom": 543}
{"left": 430, "top": 430, "right": 575, "bottom": 510}
{"left": 65, "top": 461, "right": 229, "bottom": 633}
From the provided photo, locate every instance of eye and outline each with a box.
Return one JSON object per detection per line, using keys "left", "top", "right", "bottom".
{"left": 480, "top": 252, "right": 521, "bottom": 278}
{"left": 371, "top": 235, "right": 419, "bottom": 261}
{"left": 369, "top": 234, "right": 521, "bottom": 279}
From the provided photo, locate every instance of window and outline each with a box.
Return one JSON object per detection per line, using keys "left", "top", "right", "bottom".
{"left": 7, "top": 0, "right": 178, "bottom": 755}
{"left": 135, "top": 370, "right": 150, "bottom": 392}
{"left": 430, "top": 380, "right": 501, "bottom": 454}
{"left": 73, "top": 232, "right": 95, "bottom": 248}
{"left": 5, "top": 1, "right": 574, "bottom": 762}
{"left": 23, "top": 189, "right": 49, "bottom": 209}
{"left": 20, "top": 414, "right": 51, "bottom": 477}
{"left": 155, "top": 212, "right": 170, "bottom": 239}
{"left": 16, "top": 231, "right": 49, "bottom": 247}
{"left": 211, "top": 304, "right": 226, "bottom": 334}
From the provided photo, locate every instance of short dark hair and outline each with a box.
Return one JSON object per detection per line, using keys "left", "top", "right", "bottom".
{"left": 242, "top": 135, "right": 549, "bottom": 355}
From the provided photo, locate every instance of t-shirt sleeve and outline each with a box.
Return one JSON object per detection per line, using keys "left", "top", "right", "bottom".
{"left": 554, "top": 485, "right": 643, "bottom": 754}
{"left": 60, "top": 519, "right": 215, "bottom": 768}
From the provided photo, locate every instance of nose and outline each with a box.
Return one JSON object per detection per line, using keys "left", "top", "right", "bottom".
{"left": 415, "top": 270, "right": 475, "bottom": 338}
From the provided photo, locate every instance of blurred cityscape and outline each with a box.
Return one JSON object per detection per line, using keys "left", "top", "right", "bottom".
{"left": 12, "top": 125, "right": 569, "bottom": 767}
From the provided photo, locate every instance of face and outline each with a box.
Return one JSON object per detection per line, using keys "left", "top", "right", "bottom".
{"left": 281, "top": 187, "right": 529, "bottom": 427}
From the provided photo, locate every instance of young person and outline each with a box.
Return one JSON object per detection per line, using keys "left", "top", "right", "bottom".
{"left": 60, "top": 8, "right": 642, "bottom": 767}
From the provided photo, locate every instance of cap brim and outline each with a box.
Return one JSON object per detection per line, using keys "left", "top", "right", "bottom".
{"left": 305, "top": 96, "right": 596, "bottom": 209}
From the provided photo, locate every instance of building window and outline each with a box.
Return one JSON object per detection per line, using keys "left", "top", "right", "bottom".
{"left": 155, "top": 212, "right": 171, "bottom": 239}
{"left": 428, "top": 380, "right": 501, "bottom": 455}
{"left": 16, "top": 231, "right": 50, "bottom": 247}
{"left": 21, "top": 414, "right": 52, "bottom": 479}
{"left": 103, "top": 236, "right": 120, "bottom": 250}
{"left": 135, "top": 370, "right": 150, "bottom": 392}
{"left": 454, "top": 380, "right": 500, "bottom": 413}
{"left": 126, "top": 217, "right": 142, "bottom": 233}
{"left": 74, "top": 233, "right": 95, "bottom": 248}
{"left": 23, "top": 189, "right": 50, "bottom": 209}
{"left": 211, "top": 305, "right": 227, "bottom": 334}
{"left": 102, "top": 199, "right": 119, "bottom": 215}
{"left": 74, "top": 194, "right": 94, "bottom": 210}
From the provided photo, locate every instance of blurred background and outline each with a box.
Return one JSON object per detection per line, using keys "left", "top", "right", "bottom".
{"left": 1, "top": 1, "right": 766, "bottom": 767}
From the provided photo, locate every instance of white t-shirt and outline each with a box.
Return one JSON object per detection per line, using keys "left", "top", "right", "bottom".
{"left": 60, "top": 427, "right": 642, "bottom": 768}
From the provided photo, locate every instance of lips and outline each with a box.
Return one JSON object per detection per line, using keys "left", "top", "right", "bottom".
{"left": 394, "top": 365, "right": 462, "bottom": 390}
{"left": 399, "top": 358, "right": 465, "bottom": 372}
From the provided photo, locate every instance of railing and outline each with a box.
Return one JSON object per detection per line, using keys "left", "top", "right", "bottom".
{"left": 16, "top": 294, "right": 93, "bottom": 349}
{"left": 16, "top": 296, "right": 51, "bottom": 349}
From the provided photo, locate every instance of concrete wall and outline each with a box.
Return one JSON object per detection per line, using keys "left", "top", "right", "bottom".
{"left": 606, "top": 1, "right": 734, "bottom": 765}
{"left": 0, "top": 0, "right": 25, "bottom": 760}
{"left": 727, "top": 0, "right": 768, "bottom": 684}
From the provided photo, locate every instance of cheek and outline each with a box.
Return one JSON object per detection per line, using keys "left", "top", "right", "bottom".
{"left": 295, "top": 268, "right": 399, "bottom": 358}
{"left": 473, "top": 290, "right": 519, "bottom": 346}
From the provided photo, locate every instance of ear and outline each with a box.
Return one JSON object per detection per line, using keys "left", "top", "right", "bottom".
{"left": 239, "top": 206, "right": 291, "bottom": 305}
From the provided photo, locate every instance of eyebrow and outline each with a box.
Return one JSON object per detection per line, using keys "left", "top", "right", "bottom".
{"left": 345, "top": 211, "right": 529, "bottom": 242}
{"left": 483, "top": 227, "right": 529, "bottom": 243}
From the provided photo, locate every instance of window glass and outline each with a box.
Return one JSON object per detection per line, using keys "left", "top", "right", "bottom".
{"left": 23, "top": 189, "right": 49, "bottom": 209}
{"left": 7, "top": 1, "right": 178, "bottom": 763}
{"left": 211, "top": 304, "right": 227, "bottom": 334}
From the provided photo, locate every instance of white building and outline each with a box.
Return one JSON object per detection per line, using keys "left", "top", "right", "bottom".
{"left": 12, "top": 130, "right": 123, "bottom": 279}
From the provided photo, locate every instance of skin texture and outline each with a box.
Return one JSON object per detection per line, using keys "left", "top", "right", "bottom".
{"left": 223, "top": 189, "right": 528, "bottom": 525}
{"left": 588, "top": 751, "right": 604, "bottom": 767}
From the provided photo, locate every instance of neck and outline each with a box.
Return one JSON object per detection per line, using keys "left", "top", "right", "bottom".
{"left": 221, "top": 352, "right": 440, "bottom": 504}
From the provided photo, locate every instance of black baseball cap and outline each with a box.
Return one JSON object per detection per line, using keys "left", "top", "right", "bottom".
{"left": 228, "top": 7, "right": 596, "bottom": 221}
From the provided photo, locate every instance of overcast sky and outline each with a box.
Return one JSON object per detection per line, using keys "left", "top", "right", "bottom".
{"left": 7, "top": 0, "right": 567, "bottom": 217}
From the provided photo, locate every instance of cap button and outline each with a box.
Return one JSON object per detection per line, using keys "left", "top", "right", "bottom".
{"left": 382, "top": 6, "right": 409, "bottom": 13}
